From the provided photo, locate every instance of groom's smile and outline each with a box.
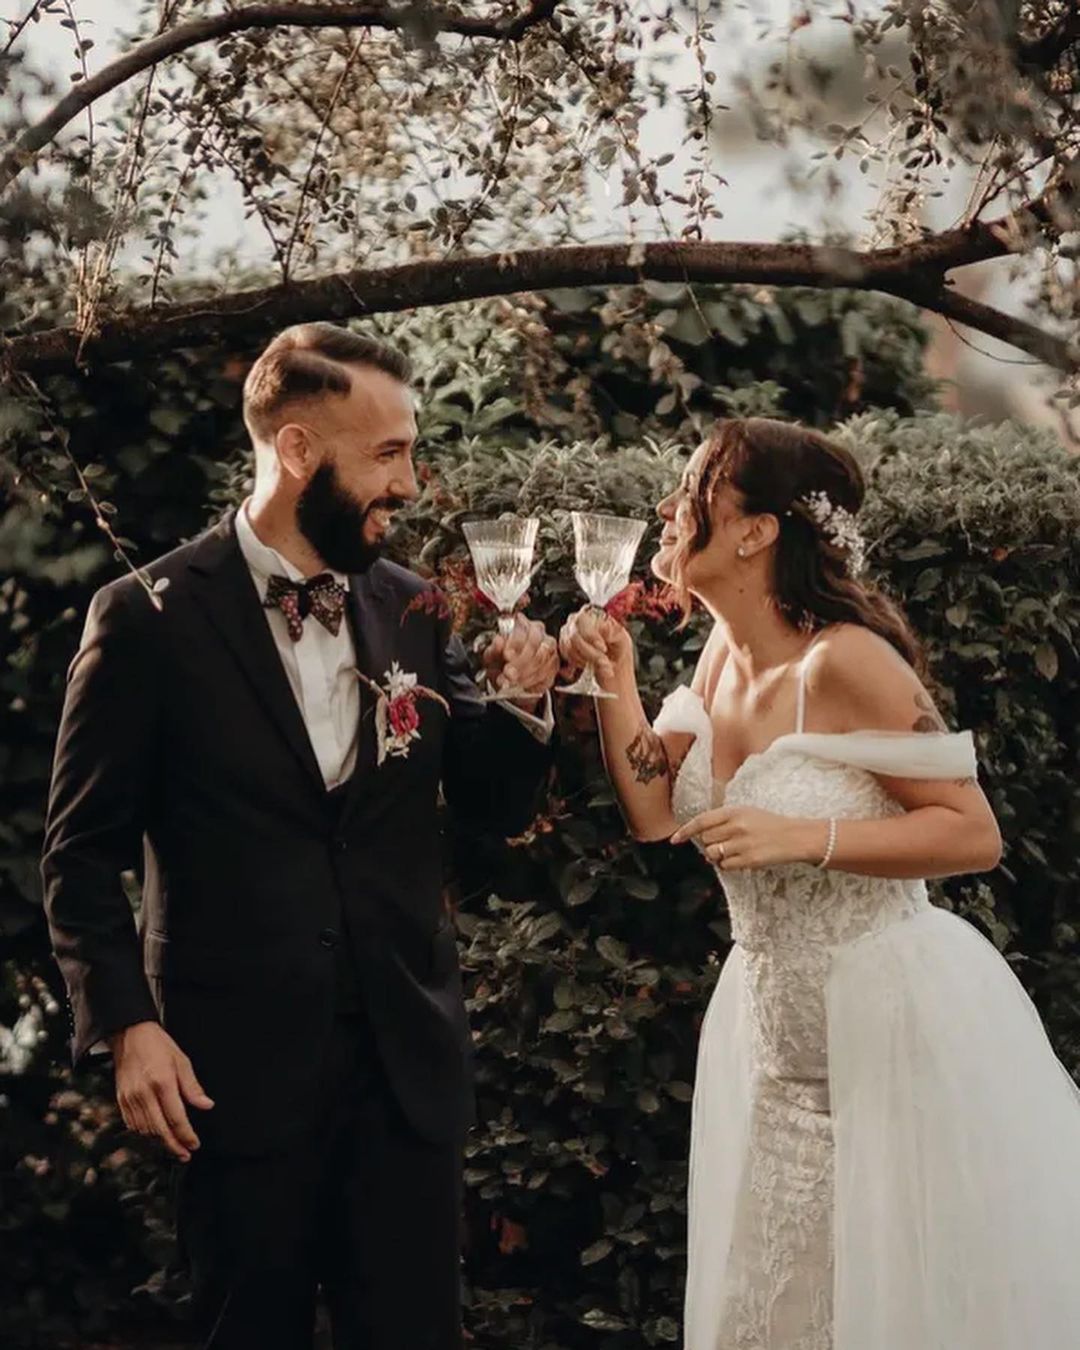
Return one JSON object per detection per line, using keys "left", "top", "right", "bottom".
{"left": 283, "top": 364, "right": 421, "bottom": 574}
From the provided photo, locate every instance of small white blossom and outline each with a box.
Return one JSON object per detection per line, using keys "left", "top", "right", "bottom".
{"left": 0, "top": 1005, "right": 44, "bottom": 1076}
{"left": 797, "top": 490, "right": 868, "bottom": 577}
{"left": 385, "top": 661, "right": 419, "bottom": 701}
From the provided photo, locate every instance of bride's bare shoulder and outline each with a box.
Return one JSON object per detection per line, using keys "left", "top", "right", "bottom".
{"left": 809, "top": 623, "right": 946, "bottom": 734}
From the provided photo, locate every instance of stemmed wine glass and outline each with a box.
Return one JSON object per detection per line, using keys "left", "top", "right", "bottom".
{"left": 556, "top": 511, "right": 648, "bottom": 700}
{"left": 462, "top": 515, "right": 540, "bottom": 702}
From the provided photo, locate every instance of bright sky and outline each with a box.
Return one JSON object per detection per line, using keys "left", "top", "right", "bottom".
{"left": 10, "top": 0, "right": 1063, "bottom": 420}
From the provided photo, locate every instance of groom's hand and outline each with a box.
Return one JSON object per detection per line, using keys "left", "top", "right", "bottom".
{"left": 110, "top": 1021, "right": 215, "bottom": 1163}
{"left": 481, "top": 615, "right": 558, "bottom": 709}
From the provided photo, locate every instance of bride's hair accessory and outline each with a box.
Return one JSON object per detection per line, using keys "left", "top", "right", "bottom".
{"left": 786, "top": 490, "right": 867, "bottom": 578}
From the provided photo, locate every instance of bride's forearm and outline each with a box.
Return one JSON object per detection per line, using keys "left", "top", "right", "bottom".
{"left": 594, "top": 655, "right": 678, "bottom": 843}
{"left": 790, "top": 807, "right": 1002, "bottom": 880}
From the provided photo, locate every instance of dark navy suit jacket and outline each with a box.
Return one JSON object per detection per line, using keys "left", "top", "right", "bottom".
{"left": 41, "top": 512, "right": 552, "bottom": 1153}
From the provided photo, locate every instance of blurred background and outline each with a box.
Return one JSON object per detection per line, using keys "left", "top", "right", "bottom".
{"left": 2, "top": 2, "right": 1078, "bottom": 1346}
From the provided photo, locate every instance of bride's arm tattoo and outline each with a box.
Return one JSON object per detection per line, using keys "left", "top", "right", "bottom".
{"left": 626, "top": 724, "right": 670, "bottom": 785}
{"left": 912, "top": 691, "right": 948, "bottom": 734}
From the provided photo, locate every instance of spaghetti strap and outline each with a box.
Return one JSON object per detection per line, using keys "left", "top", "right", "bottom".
{"left": 795, "top": 627, "right": 831, "bottom": 734}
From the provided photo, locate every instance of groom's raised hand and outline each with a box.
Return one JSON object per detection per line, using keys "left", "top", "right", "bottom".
{"left": 109, "top": 1021, "right": 215, "bottom": 1163}
{"left": 481, "top": 614, "right": 559, "bottom": 709}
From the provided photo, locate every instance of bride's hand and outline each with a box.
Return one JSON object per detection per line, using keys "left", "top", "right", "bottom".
{"left": 558, "top": 605, "right": 633, "bottom": 682}
{"left": 670, "top": 806, "right": 827, "bottom": 870}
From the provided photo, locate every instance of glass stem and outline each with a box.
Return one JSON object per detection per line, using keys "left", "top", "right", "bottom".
{"left": 496, "top": 612, "right": 516, "bottom": 640}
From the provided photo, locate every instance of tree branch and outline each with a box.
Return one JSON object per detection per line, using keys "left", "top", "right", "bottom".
{"left": 899, "top": 284, "right": 1076, "bottom": 369}
{"left": 3, "top": 221, "right": 1077, "bottom": 377}
{"left": 0, "top": 0, "right": 561, "bottom": 195}
{"left": 2, "top": 0, "right": 49, "bottom": 57}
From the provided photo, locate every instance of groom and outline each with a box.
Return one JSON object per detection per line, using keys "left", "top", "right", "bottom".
{"left": 41, "top": 323, "right": 559, "bottom": 1349}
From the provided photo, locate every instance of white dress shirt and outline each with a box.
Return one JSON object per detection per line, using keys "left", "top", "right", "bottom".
{"left": 235, "top": 503, "right": 361, "bottom": 788}
{"left": 234, "top": 500, "right": 553, "bottom": 790}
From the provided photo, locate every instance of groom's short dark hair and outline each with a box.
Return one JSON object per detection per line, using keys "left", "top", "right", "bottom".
{"left": 243, "top": 322, "right": 413, "bottom": 441}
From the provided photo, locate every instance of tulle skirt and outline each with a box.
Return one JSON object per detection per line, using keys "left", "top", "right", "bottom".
{"left": 684, "top": 907, "right": 1080, "bottom": 1349}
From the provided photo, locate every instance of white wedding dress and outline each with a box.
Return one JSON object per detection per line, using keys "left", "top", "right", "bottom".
{"left": 653, "top": 655, "right": 1080, "bottom": 1350}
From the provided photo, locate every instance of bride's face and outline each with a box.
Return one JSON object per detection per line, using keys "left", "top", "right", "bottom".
{"left": 652, "top": 442, "right": 746, "bottom": 591}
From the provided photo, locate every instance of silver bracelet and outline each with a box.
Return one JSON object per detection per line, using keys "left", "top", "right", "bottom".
{"left": 817, "top": 817, "right": 838, "bottom": 870}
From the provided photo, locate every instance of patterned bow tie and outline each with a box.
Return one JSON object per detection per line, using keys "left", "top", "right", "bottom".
{"left": 263, "top": 572, "right": 347, "bottom": 642}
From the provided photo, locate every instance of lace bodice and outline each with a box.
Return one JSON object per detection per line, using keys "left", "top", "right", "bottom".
{"left": 654, "top": 677, "right": 977, "bottom": 963}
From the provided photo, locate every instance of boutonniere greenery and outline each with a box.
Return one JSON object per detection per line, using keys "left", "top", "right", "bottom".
{"left": 355, "top": 662, "right": 450, "bottom": 765}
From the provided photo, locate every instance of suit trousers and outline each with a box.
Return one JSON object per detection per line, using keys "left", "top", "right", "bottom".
{"left": 173, "top": 1006, "right": 465, "bottom": 1350}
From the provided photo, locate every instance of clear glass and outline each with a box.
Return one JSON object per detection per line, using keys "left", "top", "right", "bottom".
{"left": 462, "top": 516, "right": 540, "bottom": 702}
{"left": 556, "top": 511, "right": 648, "bottom": 700}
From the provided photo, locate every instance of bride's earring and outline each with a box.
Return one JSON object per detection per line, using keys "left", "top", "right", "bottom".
{"left": 737, "top": 546, "right": 747, "bottom": 558}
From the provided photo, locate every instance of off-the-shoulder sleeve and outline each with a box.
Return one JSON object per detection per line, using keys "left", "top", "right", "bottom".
{"left": 654, "top": 685, "right": 717, "bottom": 826}
{"left": 788, "top": 730, "right": 977, "bottom": 780}
{"left": 654, "top": 684, "right": 714, "bottom": 745}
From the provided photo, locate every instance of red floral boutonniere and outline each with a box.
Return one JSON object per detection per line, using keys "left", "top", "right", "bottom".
{"left": 355, "top": 662, "right": 450, "bottom": 765}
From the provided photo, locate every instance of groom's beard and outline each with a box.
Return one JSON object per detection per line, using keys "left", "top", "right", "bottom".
{"left": 296, "top": 461, "right": 406, "bottom": 575}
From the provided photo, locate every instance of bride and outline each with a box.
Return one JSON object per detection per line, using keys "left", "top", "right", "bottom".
{"left": 558, "top": 416, "right": 1080, "bottom": 1349}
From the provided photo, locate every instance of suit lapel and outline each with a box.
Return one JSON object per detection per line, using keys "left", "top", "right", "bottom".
{"left": 187, "top": 512, "right": 326, "bottom": 796}
{"left": 340, "top": 563, "right": 393, "bottom": 822}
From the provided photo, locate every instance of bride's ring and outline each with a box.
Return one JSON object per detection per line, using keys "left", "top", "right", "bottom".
{"left": 710, "top": 841, "right": 725, "bottom": 862}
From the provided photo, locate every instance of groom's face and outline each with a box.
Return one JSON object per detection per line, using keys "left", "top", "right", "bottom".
{"left": 292, "top": 365, "right": 420, "bottom": 574}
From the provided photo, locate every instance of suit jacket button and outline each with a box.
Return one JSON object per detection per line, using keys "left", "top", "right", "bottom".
{"left": 319, "top": 928, "right": 339, "bottom": 949}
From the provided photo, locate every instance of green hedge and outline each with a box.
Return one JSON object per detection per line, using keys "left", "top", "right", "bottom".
{"left": 393, "top": 415, "right": 1080, "bottom": 1347}
{"left": 2, "top": 292, "right": 1075, "bottom": 1346}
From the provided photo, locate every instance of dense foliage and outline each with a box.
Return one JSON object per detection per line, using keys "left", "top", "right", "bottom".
{"left": 3, "top": 1, "right": 1078, "bottom": 383}
{"left": 2, "top": 295, "right": 1078, "bottom": 1347}
{"left": 400, "top": 411, "right": 1080, "bottom": 1347}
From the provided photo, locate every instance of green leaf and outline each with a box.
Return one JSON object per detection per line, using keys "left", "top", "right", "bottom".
{"left": 553, "top": 979, "right": 575, "bottom": 1009}
{"left": 664, "top": 1080, "right": 693, "bottom": 1102}
{"left": 623, "top": 875, "right": 659, "bottom": 900}
{"left": 567, "top": 876, "right": 599, "bottom": 907}
{"left": 896, "top": 541, "right": 948, "bottom": 561}
{"left": 580, "top": 1238, "right": 614, "bottom": 1266}
{"left": 581, "top": 1309, "right": 630, "bottom": 1330}
{"left": 647, "top": 1315, "right": 681, "bottom": 1342}
{"left": 665, "top": 307, "right": 711, "bottom": 346}
{"left": 702, "top": 301, "right": 746, "bottom": 346}
{"left": 543, "top": 287, "right": 595, "bottom": 314}
{"left": 148, "top": 407, "right": 186, "bottom": 435}
{"left": 596, "top": 935, "right": 629, "bottom": 966}
{"left": 531, "top": 912, "right": 562, "bottom": 944}
{"left": 1035, "top": 642, "right": 1059, "bottom": 681}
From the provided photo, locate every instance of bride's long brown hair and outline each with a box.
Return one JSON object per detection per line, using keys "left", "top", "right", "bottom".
{"left": 670, "top": 417, "right": 924, "bottom": 674}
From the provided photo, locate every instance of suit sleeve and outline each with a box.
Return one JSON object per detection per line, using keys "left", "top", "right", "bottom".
{"left": 438, "top": 615, "right": 555, "bottom": 838}
{"left": 41, "top": 582, "right": 162, "bottom": 1066}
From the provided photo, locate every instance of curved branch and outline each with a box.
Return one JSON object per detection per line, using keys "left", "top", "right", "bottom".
{"left": 3, "top": 226, "right": 1077, "bottom": 377}
{"left": 882, "top": 281, "right": 1076, "bottom": 370}
{"left": 0, "top": 0, "right": 561, "bottom": 195}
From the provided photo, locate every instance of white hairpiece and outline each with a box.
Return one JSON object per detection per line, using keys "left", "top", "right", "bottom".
{"left": 788, "top": 490, "right": 867, "bottom": 577}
